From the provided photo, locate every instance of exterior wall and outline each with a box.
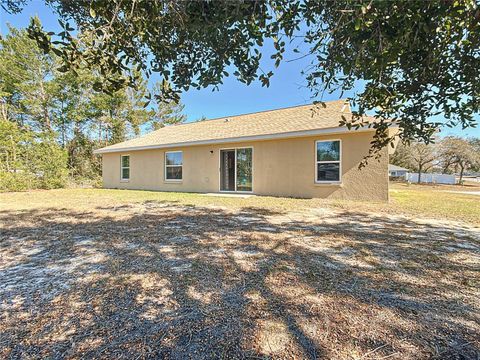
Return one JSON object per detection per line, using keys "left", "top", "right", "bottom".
{"left": 102, "top": 131, "right": 389, "bottom": 201}
{"left": 389, "top": 170, "right": 407, "bottom": 177}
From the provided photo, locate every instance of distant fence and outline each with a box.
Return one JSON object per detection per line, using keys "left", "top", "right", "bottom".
{"left": 406, "top": 173, "right": 457, "bottom": 184}
{"left": 464, "top": 176, "right": 480, "bottom": 183}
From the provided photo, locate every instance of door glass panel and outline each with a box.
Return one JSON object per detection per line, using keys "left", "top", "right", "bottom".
{"left": 236, "top": 148, "right": 252, "bottom": 192}
{"left": 220, "top": 150, "right": 235, "bottom": 191}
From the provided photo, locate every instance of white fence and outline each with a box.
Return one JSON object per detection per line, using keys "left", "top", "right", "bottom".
{"left": 406, "top": 173, "right": 457, "bottom": 184}
{"left": 464, "top": 176, "right": 480, "bottom": 183}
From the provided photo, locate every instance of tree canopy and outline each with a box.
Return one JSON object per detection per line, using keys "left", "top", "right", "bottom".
{"left": 391, "top": 135, "right": 480, "bottom": 183}
{"left": 438, "top": 136, "right": 480, "bottom": 180}
{"left": 391, "top": 141, "right": 437, "bottom": 183}
{"left": 2, "top": 0, "right": 479, "bottom": 156}
{"left": 0, "top": 24, "right": 187, "bottom": 190}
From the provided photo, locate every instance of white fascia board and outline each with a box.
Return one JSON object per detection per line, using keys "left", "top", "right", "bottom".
{"left": 94, "top": 125, "right": 378, "bottom": 154}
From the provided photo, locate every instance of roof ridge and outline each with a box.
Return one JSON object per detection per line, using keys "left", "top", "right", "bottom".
{"left": 159, "top": 99, "right": 349, "bottom": 130}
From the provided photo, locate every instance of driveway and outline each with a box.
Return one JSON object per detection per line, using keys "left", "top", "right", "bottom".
{"left": 1, "top": 201, "right": 479, "bottom": 359}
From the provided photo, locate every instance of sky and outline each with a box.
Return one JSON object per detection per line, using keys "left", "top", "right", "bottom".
{"left": 1, "top": 0, "right": 478, "bottom": 138}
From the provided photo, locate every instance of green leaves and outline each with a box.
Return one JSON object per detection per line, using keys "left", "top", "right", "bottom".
{"left": 354, "top": 18, "right": 362, "bottom": 31}
{"left": 0, "top": 119, "right": 68, "bottom": 190}
{"left": 5, "top": 0, "right": 479, "bottom": 156}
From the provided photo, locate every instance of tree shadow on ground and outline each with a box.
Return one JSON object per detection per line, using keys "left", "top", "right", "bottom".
{"left": 0, "top": 200, "right": 479, "bottom": 359}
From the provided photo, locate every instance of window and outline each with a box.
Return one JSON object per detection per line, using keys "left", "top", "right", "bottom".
{"left": 316, "top": 140, "right": 341, "bottom": 183}
{"left": 121, "top": 155, "right": 130, "bottom": 181}
{"left": 165, "top": 151, "right": 183, "bottom": 181}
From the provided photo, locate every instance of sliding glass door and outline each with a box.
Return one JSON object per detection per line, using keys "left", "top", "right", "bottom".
{"left": 220, "top": 150, "right": 236, "bottom": 191}
{"left": 220, "top": 148, "right": 252, "bottom": 192}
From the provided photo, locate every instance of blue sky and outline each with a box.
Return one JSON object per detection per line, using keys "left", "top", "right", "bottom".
{"left": 1, "top": 1, "right": 478, "bottom": 138}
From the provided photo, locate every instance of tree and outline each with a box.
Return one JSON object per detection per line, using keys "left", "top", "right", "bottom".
{"left": 0, "top": 117, "right": 25, "bottom": 173}
{"left": 66, "top": 129, "right": 101, "bottom": 179}
{"left": 0, "top": 23, "right": 166, "bottom": 186}
{"left": 50, "top": 66, "right": 93, "bottom": 148}
{"left": 27, "top": 132, "right": 68, "bottom": 189}
{"left": 3, "top": 0, "right": 477, "bottom": 155}
{"left": 150, "top": 82, "right": 187, "bottom": 130}
{"left": 438, "top": 136, "right": 480, "bottom": 182}
{"left": 150, "top": 101, "right": 187, "bottom": 130}
{"left": 0, "top": 23, "right": 56, "bottom": 131}
{"left": 87, "top": 73, "right": 156, "bottom": 146}
{"left": 0, "top": 118, "right": 68, "bottom": 190}
{"left": 470, "top": 138, "right": 480, "bottom": 172}
{"left": 391, "top": 142, "right": 436, "bottom": 183}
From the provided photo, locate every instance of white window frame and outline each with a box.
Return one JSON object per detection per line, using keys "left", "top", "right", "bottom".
{"left": 315, "top": 139, "right": 342, "bottom": 184}
{"left": 218, "top": 146, "right": 254, "bottom": 193}
{"left": 165, "top": 151, "right": 183, "bottom": 182}
{"left": 120, "top": 154, "right": 130, "bottom": 182}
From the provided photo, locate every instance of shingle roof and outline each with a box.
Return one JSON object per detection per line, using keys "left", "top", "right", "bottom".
{"left": 96, "top": 99, "right": 374, "bottom": 153}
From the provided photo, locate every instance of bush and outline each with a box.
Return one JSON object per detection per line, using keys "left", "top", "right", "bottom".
{"left": 0, "top": 171, "right": 36, "bottom": 192}
{"left": 66, "top": 175, "right": 102, "bottom": 189}
{"left": 67, "top": 131, "right": 102, "bottom": 180}
{"left": 29, "top": 136, "right": 68, "bottom": 189}
{"left": 0, "top": 120, "right": 68, "bottom": 191}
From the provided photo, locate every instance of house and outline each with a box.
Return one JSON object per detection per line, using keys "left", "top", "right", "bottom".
{"left": 94, "top": 100, "right": 396, "bottom": 201}
{"left": 388, "top": 164, "right": 409, "bottom": 178}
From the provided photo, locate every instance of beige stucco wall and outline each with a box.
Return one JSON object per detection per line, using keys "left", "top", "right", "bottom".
{"left": 101, "top": 131, "right": 389, "bottom": 201}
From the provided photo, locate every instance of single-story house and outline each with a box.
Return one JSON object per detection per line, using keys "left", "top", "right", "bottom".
{"left": 95, "top": 100, "right": 396, "bottom": 201}
{"left": 388, "top": 164, "right": 409, "bottom": 178}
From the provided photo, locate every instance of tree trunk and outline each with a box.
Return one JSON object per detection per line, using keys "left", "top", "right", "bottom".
{"left": 98, "top": 124, "right": 101, "bottom": 142}
{"left": 61, "top": 100, "right": 66, "bottom": 148}
{"left": 43, "top": 106, "right": 51, "bottom": 130}
{"left": 38, "top": 80, "right": 51, "bottom": 130}
{"left": 12, "top": 135, "right": 16, "bottom": 172}
{"left": 62, "top": 119, "right": 66, "bottom": 148}
{"left": 459, "top": 163, "right": 465, "bottom": 183}
{"left": 0, "top": 100, "right": 7, "bottom": 122}
{"left": 442, "top": 160, "right": 452, "bottom": 174}
{"left": 417, "top": 164, "right": 423, "bottom": 184}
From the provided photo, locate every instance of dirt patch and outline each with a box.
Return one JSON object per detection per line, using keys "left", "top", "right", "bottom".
{"left": 0, "top": 200, "right": 479, "bottom": 359}
{"left": 257, "top": 319, "right": 292, "bottom": 355}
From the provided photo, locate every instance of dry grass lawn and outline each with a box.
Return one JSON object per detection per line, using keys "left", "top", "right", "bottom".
{"left": 0, "top": 185, "right": 479, "bottom": 359}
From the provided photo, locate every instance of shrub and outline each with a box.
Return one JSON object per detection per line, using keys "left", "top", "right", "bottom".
{"left": 29, "top": 135, "right": 68, "bottom": 189}
{"left": 0, "top": 171, "right": 36, "bottom": 192}
{"left": 0, "top": 120, "right": 68, "bottom": 191}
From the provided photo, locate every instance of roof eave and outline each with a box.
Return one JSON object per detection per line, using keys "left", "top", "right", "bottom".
{"left": 94, "top": 125, "right": 382, "bottom": 154}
